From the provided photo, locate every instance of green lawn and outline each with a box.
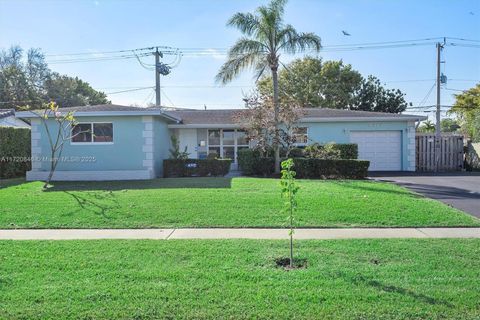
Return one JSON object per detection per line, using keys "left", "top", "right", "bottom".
{"left": 0, "top": 239, "right": 478, "bottom": 319}
{"left": 0, "top": 177, "right": 478, "bottom": 228}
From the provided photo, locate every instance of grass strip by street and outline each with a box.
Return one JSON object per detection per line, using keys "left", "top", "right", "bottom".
{"left": 0, "top": 239, "right": 479, "bottom": 319}
{"left": 1, "top": 177, "right": 478, "bottom": 228}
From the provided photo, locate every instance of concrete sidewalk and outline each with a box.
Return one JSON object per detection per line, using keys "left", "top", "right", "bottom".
{"left": 1, "top": 228, "right": 480, "bottom": 240}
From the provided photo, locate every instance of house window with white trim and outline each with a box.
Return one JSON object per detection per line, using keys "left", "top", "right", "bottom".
{"left": 207, "top": 129, "right": 249, "bottom": 164}
{"left": 72, "top": 123, "right": 113, "bottom": 144}
{"left": 292, "top": 127, "right": 308, "bottom": 145}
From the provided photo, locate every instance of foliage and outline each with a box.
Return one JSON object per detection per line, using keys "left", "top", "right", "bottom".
{"left": 0, "top": 127, "right": 31, "bottom": 178}
{"left": 163, "top": 159, "right": 231, "bottom": 177}
{"left": 258, "top": 57, "right": 363, "bottom": 109}
{"left": 293, "top": 158, "right": 370, "bottom": 179}
{"left": 237, "top": 149, "right": 275, "bottom": 176}
{"left": 449, "top": 83, "right": 480, "bottom": 142}
{"left": 285, "top": 143, "right": 358, "bottom": 159}
{"left": 44, "top": 73, "right": 109, "bottom": 108}
{"left": 235, "top": 92, "right": 303, "bottom": 156}
{"left": 1, "top": 178, "right": 478, "bottom": 228}
{"left": 257, "top": 57, "right": 410, "bottom": 113}
{"left": 417, "top": 120, "right": 436, "bottom": 133}
{"left": 304, "top": 143, "right": 341, "bottom": 160}
{"left": 168, "top": 135, "right": 189, "bottom": 160}
{"left": 353, "top": 75, "right": 410, "bottom": 113}
{"left": 280, "top": 158, "right": 299, "bottom": 268}
{"left": 0, "top": 45, "right": 109, "bottom": 110}
{"left": 216, "top": 0, "right": 321, "bottom": 173}
{"left": 440, "top": 118, "right": 460, "bottom": 133}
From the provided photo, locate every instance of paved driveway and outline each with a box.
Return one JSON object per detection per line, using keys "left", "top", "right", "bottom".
{"left": 370, "top": 172, "right": 480, "bottom": 218}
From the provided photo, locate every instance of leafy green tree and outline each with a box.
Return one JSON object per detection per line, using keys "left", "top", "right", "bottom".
{"left": 0, "top": 46, "right": 49, "bottom": 110}
{"left": 258, "top": 57, "right": 362, "bottom": 108}
{"left": 418, "top": 120, "right": 435, "bottom": 133}
{"left": 440, "top": 118, "right": 460, "bottom": 133}
{"left": 353, "top": 75, "right": 409, "bottom": 113}
{"left": 216, "top": 0, "right": 321, "bottom": 173}
{"left": 45, "top": 73, "right": 109, "bottom": 108}
{"left": 0, "top": 45, "right": 109, "bottom": 110}
{"left": 450, "top": 83, "right": 480, "bottom": 142}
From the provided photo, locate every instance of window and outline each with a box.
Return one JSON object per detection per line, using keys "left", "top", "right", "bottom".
{"left": 293, "top": 127, "right": 308, "bottom": 145}
{"left": 206, "top": 129, "right": 249, "bottom": 162}
{"left": 71, "top": 123, "right": 113, "bottom": 144}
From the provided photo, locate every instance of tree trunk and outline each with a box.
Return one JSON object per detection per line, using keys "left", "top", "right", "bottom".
{"left": 43, "top": 150, "right": 56, "bottom": 190}
{"left": 272, "top": 67, "right": 280, "bottom": 174}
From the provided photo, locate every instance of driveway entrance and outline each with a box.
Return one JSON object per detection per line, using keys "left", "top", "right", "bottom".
{"left": 370, "top": 172, "right": 480, "bottom": 218}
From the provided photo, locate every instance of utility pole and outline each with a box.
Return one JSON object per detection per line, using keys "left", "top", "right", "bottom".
{"left": 155, "top": 47, "right": 161, "bottom": 107}
{"left": 434, "top": 40, "right": 445, "bottom": 172}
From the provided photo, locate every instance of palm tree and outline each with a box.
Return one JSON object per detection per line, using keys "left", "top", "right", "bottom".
{"left": 216, "top": 0, "right": 321, "bottom": 173}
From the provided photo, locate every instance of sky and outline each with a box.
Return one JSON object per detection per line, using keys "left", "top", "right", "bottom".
{"left": 1, "top": 0, "right": 479, "bottom": 119}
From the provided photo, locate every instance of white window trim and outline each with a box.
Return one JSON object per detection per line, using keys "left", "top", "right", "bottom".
{"left": 70, "top": 122, "right": 114, "bottom": 145}
{"left": 207, "top": 129, "right": 248, "bottom": 163}
{"left": 292, "top": 127, "right": 309, "bottom": 147}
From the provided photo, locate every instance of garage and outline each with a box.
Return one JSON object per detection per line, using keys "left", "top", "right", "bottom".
{"left": 350, "top": 130, "right": 402, "bottom": 171}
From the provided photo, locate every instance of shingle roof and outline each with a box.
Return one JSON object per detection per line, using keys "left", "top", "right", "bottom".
{"left": 0, "top": 109, "right": 15, "bottom": 119}
{"left": 16, "top": 104, "right": 425, "bottom": 124}
{"left": 165, "top": 108, "right": 424, "bottom": 125}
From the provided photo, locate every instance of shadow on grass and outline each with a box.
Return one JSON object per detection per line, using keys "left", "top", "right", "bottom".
{"left": 45, "top": 177, "right": 233, "bottom": 192}
{"left": 329, "top": 180, "right": 417, "bottom": 197}
{"left": 61, "top": 191, "right": 120, "bottom": 219}
{"left": 338, "top": 272, "right": 454, "bottom": 308}
{"left": 0, "top": 178, "right": 26, "bottom": 189}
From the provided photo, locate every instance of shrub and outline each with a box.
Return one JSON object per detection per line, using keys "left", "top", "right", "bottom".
{"left": 237, "top": 149, "right": 274, "bottom": 176}
{"left": 304, "top": 143, "right": 358, "bottom": 160}
{"left": 0, "top": 127, "right": 31, "bottom": 179}
{"left": 163, "top": 159, "right": 231, "bottom": 177}
{"left": 293, "top": 158, "right": 369, "bottom": 179}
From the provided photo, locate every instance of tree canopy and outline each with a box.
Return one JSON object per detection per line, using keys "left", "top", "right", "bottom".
{"left": 450, "top": 83, "right": 480, "bottom": 142}
{"left": 0, "top": 46, "right": 109, "bottom": 110}
{"left": 257, "top": 57, "right": 410, "bottom": 113}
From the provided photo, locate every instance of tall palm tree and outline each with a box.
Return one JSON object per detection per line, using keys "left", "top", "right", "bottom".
{"left": 216, "top": 0, "right": 321, "bottom": 173}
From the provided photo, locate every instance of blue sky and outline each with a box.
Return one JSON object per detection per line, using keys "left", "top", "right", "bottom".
{"left": 1, "top": 0, "right": 479, "bottom": 118}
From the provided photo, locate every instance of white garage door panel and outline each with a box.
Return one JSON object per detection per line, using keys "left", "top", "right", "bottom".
{"left": 350, "top": 131, "right": 402, "bottom": 171}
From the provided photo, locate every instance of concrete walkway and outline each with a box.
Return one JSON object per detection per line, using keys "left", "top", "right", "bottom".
{"left": 1, "top": 228, "right": 480, "bottom": 240}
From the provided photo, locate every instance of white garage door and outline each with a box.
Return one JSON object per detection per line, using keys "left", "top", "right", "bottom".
{"left": 350, "top": 131, "right": 402, "bottom": 171}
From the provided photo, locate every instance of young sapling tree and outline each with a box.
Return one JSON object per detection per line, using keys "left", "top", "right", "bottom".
{"left": 280, "top": 158, "right": 299, "bottom": 268}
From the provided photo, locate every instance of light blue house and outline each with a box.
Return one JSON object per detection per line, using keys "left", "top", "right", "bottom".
{"left": 16, "top": 105, "right": 426, "bottom": 181}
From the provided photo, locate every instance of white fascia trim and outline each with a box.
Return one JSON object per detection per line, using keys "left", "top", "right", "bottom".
{"left": 168, "top": 124, "right": 241, "bottom": 129}
{"left": 16, "top": 111, "right": 181, "bottom": 123}
{"left": 26, "top": 170, "right": 155, "bottom": 181}
{"left": 297, "top": 116, "right": 428, "bottom": 122}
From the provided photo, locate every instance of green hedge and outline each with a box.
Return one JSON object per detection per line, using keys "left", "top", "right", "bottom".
{"left": 163, "top": 159, "right": 232, "bottom": 177}
{"left": 238, "top": 149, "right": 368, "bottom": 179}
{"left": 0, "top": 127, "right": 31, "bottom": 179}
{"left": 237, "top": 149, "right": 274, "bottom": 176}
{"left": 293, "top": 158, "right": 370, "bottom": 179}
{"left": 291, "top": 143, "right": 358, "bottom": 160}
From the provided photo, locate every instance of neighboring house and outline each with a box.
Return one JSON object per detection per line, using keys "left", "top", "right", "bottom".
{"left": 0, "top": 109, "right": 30, "bottom": 128}
{"left": 16, "top": 104, "right": 426, "bottom": 181}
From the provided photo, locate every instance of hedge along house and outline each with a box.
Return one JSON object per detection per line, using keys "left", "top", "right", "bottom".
{"left": 16, "top": 104, "right": 426, "bottom": 181}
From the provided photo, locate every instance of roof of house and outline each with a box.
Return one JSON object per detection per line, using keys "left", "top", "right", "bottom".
{"left": 15, "top": 104, "right": 427, "bottom": 124}
{"left": 0, "top": 109, "right": 15, "bottom": 119}
{"left": 165, "top": 108, "right": 426, "bottom": 125}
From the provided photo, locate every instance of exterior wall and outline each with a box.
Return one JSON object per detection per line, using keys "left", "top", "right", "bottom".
{"left": 27, "top": 115, "right": 159, "bottom": 181}
{"left": 152, "top": 117, "right": 171, "bottom": 177}
{"left": 178, "top": 128, "right": 198, "bottom": 158}
{"left": 300, "top": 120, "right": 413, "bottom": 171}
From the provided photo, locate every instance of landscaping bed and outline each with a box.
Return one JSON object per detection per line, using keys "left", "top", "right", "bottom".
{"left": 0, "top": 177, "right": 478, "bottom": 229}
{"left": 0, "top": 239, "right": 479, "bottom": 319}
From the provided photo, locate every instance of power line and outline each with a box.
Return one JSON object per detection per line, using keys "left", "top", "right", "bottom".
{"left": 105, "top": 87, "right": 154, "bottom": 95}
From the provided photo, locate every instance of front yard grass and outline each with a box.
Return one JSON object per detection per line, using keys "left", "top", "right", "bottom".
{"left": 0, "top": 177, "right": 478, "bottom": 228}
{"left": 0, "top": 239, "right": 479, "bottom": 319}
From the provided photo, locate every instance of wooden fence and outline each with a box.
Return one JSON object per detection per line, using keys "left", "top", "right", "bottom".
{"left": 416, "top": 134, "right": 464, "bottom": 172}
